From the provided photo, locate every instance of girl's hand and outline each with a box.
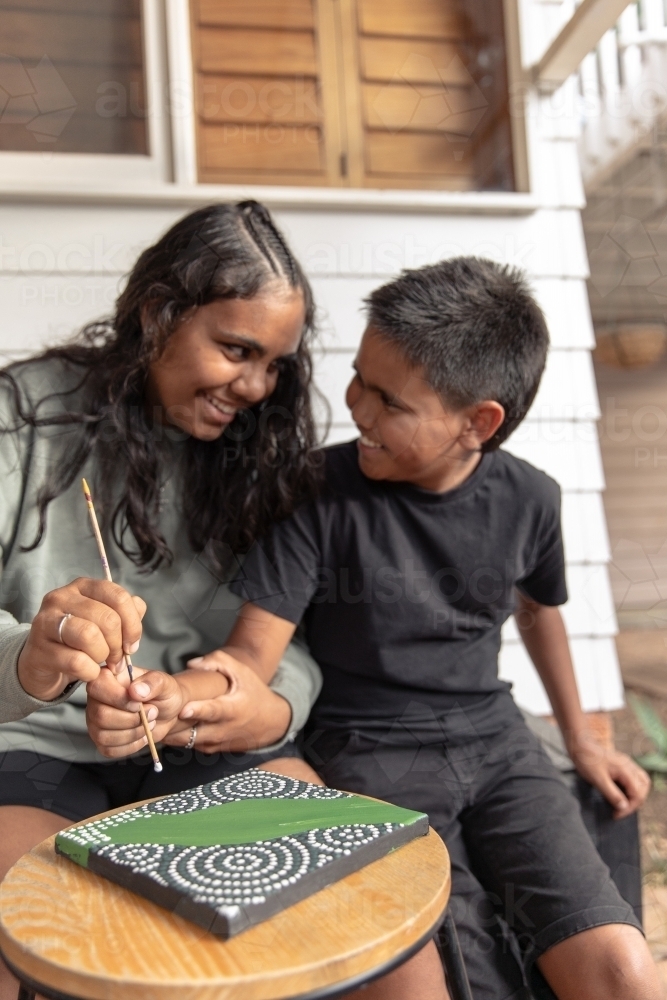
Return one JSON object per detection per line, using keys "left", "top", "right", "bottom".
{"left": 18, "top": 577, "right": 146, "bottom": 702}
{"left": 568, "top": 735, "right": 652, "bottom": 819}
{"left": 86, "top": 666, "right": 185, "bottom": 758}
{"left": 163, "top": 651, "right": 292, "bottom": 753}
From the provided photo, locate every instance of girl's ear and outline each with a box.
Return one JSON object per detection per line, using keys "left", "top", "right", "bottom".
{"left": 462, "top": 400, "right": 505, "bottom": 448}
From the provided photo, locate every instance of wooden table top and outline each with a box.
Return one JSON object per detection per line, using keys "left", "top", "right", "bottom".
{"left": 0, "top": 801, "right": 450, "bottom": 1000}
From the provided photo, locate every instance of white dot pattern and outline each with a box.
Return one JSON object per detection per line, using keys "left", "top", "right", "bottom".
{"left": 61, "top": 773, "right": 348, "bottom": 850}
{"left": 57, "top": 771, "right": 411, "bottom": 920}
{"left": 95, "top": 824, "right": 399, "bottom": 908}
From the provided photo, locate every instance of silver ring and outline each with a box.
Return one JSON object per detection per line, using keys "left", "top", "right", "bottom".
{"left": 58, "top": 613, "right": 73, "bottom": 645}
{"left": 185, "top": 726, "right": 197, "bottom": 750}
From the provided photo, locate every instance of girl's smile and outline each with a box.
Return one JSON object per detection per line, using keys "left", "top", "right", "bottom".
{"left": 147, "top": 290, "right": 306, "bottom": 441}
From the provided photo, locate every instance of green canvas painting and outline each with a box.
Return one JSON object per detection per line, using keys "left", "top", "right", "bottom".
{"left": 55, "top": 771, "right": 428, "bottom": 937}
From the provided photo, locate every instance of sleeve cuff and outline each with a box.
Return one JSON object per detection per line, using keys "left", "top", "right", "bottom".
{"left": 229, "top": 578, "right": 304, "bottom": 625}
{"left": 0, "top": 624, "right": 82, "bottom": 723}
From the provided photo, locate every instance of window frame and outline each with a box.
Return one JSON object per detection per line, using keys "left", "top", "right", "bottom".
{"left": 183, "top": 0, "right": 530, "bottom": 194}
{"left": 0, "top": 0, "right": 172, "bottom": 185}
{"left": 0, "top": 0, "right": 532, "bottom": 202}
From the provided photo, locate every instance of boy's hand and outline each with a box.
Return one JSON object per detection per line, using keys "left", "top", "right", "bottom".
{"left": 568, "top": 734, "right": 652, "bottom": 819}
{"left": 515, "top": 595, "right": 652, "bottom": 819}
{"left": 163, "top": 650, "right": 292, "bottom": 753}
{"left": 86, "top": 667, "right": 185, "bottom": 758}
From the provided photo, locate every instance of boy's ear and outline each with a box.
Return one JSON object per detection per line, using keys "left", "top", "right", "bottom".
{"left": 461, "top": 400, "right": 505, "bottom": 449}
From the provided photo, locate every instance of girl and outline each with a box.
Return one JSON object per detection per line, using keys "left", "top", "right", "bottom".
{"left": 0, "top": 201, "right": 325, "bottom": 999}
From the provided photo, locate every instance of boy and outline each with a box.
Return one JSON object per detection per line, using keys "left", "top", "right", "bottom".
{"left": 90, "top": 259, "right": 658, "bottom": 1000}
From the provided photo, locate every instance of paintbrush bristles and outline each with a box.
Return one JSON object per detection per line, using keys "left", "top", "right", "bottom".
{"left": 81, "top": 478, "right": 162, "bottom": 773}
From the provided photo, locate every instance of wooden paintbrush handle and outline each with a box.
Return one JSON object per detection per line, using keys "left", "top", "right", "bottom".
{"left": 137, "top": 702, "right": 161, "bottom": 771}
{"left": 82, "top": 478, "right": 162, "bottom": 773}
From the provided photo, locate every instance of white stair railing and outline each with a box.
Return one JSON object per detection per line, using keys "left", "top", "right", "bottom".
{"left": 578, "top": 0, "right": 667, "bottom": 187}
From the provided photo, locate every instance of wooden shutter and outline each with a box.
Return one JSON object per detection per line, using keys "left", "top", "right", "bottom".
{"left": 193, "top": 0, "right": 338, "bottom": 185}
{"left": 0, "top": 0, "right": 147, "bottom": 155}
{"left": 191, "top": 0, "right": 514, "bottom": 191}
{"left": 342, "top": 0, "right": 514, "bottom": 190}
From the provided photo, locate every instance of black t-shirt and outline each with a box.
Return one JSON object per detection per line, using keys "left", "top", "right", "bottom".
{"left": 231, "top": 441, "right": 567, "bottom": 742}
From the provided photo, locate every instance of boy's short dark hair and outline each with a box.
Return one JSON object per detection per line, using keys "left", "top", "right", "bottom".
{"left": 365, "top": 257, "right": 549, "bottom": 450}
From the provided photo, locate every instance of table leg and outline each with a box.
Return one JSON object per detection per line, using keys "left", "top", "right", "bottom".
{"left": 439, "top": 912, "right": 473, "bottom": 1000}
{"left": 17, "top": 985, "right": 36, "bottom": 1000}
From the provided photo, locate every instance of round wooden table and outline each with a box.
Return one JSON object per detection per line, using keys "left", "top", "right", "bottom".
{"left": 0, "top": 802, "right": 450, "bottom": 1000}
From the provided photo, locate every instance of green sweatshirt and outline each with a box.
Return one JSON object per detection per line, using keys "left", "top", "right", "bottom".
{"left": 0, "top": 358, "right": 321, "bottom": 761}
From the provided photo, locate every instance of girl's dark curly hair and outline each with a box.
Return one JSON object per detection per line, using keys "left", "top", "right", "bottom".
{"left": 1, "top": 201, "right": 322, "bottom": 571}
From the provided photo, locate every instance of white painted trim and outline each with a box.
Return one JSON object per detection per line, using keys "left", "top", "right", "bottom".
{"left": 619, "top": 28, "right": 667, "bottom": 45}
{"left": 142, "top": 0, "right": 172, "bottom": 182}
{"left": 0, "top": 153, "right": 160, "bottom": 185}
{"left": 165, "top": 0, "right": 197, "bottom": 185}
{"left": 0, "top": 180, "right": 539, "bottom": 213}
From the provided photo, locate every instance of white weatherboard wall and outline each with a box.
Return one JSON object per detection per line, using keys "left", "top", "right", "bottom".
{"left": 0, "top": 0, "right": 624, "bottom": 717}
{"left": 0, "top": 189, "right": 621, "bottom": 716}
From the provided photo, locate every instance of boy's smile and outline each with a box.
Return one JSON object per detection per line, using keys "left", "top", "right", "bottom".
{"left": 346, "top": 327, "right": 505, "bottom": 494}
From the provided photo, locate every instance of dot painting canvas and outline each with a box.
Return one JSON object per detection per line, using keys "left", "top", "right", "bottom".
{"left": 55, "top": 771, "right": 429, "bottom": 938}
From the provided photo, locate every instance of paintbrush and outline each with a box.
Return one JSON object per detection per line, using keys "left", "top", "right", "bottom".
{"left": 82, "top": 478, "right": 162, "bottom": 772}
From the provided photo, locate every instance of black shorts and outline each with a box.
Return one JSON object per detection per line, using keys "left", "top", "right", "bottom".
{"left": 305, "top": 720, "right": 642, "bottom": 1000}
{"left": 0, "top": 742, "right": 303, "bottom": 823}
